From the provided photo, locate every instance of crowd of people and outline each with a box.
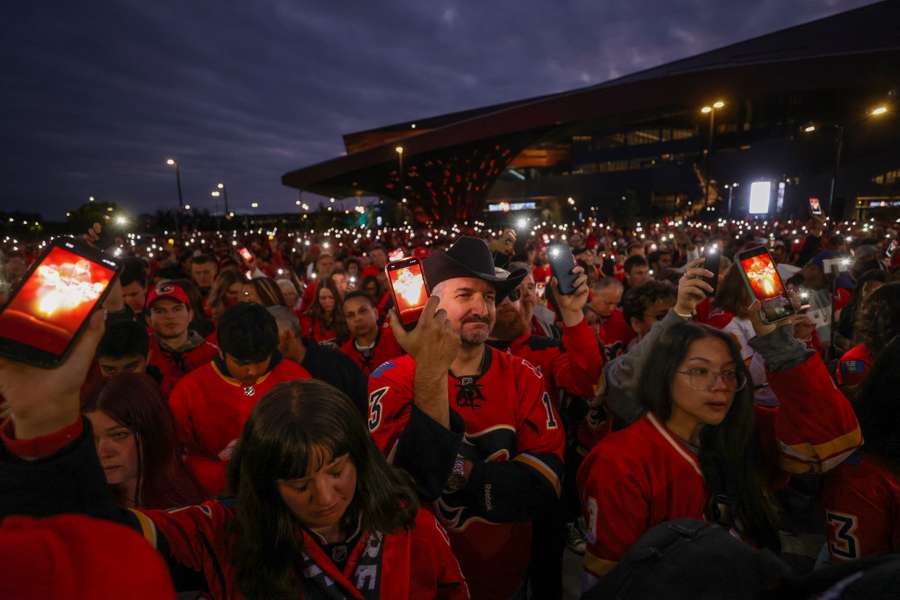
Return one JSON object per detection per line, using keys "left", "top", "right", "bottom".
{"left": 1, "top": 212, "right": 900, "bottom": 599}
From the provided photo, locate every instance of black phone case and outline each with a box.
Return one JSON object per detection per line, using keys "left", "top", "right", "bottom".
{"left": 703, "top": 252, "right": 721, "bottom": 297}
{"left": 549, "top": 246, "right": 578, "bottom": 295}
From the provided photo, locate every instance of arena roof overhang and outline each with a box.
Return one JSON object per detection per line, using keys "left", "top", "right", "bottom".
{"left": 282, "top": 1, "right": 900, "bottom": 222}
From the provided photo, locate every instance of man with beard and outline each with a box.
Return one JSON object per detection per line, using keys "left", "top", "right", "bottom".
{"left": 368, "top": 236, "right": 565, "bottom": 600}
{"left": 145, "top": 282, "right": 218, "bottom": 397}
{"left": 488, "top": 261, "right": 602, "bottom": 598}
{"left": 169, "top": 303, "right": 311, "bottom": 494}
{"left": 339, "top": 290, "right": 404, "bottom": 376}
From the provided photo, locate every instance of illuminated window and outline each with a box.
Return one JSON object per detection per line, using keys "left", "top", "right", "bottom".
{"left": 872, "top": 168, "right": 900, "bottom": 185}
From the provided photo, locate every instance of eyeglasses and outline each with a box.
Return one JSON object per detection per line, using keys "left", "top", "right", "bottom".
{"left": 676, "top": 367, "right": 747, "bottom": 392}
{"left": 507, "top": 288, "right": 522, "bottom": 302}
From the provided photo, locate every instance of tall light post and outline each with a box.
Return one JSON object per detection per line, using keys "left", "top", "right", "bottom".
{"left": 216, "top": 182, "right": 229, "bottom": 214}
{"left": 807, "top": 103, "right": 891, "bottom": 219}
{"left": 700, "top": 100, "right": 725, "bottom": 210}
{"left": 165, "top": 158, "right": 184, "bottom": 209}
{"left": 395, "top": 145, "right": 405, "bottom": 204}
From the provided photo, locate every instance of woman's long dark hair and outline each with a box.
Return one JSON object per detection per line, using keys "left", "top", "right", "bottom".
{"left": 208, "top": 269, "right": 244, "bottom": 321}
{"left": 83, "top": 373, "right": 206, "bottom": 508}
{"left": 246, "top": 276, "right": 287, "bottom": 308}
{"left": 853, "top": 335, "right": 900, "bottom": 473}
{"left": 304, "top": 279, "right": 348, "bottom": 340}
{"left": 637, "top": 321, "right": 781, "bottom": 551}
{"left": 227, "top": 379, "right": 418, "bottom": 600}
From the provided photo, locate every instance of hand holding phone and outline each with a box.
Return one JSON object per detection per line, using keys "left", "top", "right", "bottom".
{"left": 0, "top": 309, "right": 106, "bottom": 439}
{"left": 548, "top": 244, "right": 578, "bottom": 295}
{"left": 0, "top": 238, "right": 120, "bottom": 368}
{"left": 385, "top": 257, "right": 430, "bottom": 331}
{"left": 736, "top": 247, "right": 796, "bottom": 324}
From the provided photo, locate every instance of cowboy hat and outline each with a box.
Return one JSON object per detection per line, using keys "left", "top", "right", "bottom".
{"left": 423, "top": 236, "right": 527, "bottom": 302}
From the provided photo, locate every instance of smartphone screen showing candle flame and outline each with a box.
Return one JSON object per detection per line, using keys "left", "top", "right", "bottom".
{"left": 738, "top": 248, "right": 795, "bottom": 323}
{"left": 0, "top": 246, "right": 115, "bottom": 356}
{"left": 387, "top": 261, "right": 428, "bottom": 326}
{"left": 739, "top": 253, "right": 784, "bottom": 300}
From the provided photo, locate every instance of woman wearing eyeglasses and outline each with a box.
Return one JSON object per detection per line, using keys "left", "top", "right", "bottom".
{"left": 577, "top": 259, "right": 862, "bottom": 593}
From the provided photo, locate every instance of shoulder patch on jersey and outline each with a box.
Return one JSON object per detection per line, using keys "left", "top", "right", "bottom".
{"left": 371, "top": 360, "right": 396, "bottom": 378}
{"left": 840, "top": 360, "right": 866, "bottom": 375}
{"left": 524, "top": 335, "right": 562, "bottom": 352}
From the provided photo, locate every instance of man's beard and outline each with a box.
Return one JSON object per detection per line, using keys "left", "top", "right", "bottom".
{"left": 459, "top": 316, "right": 492, "bottom": 347}
{"left": 490, "top": 308, "right": 527, "bottom": 341}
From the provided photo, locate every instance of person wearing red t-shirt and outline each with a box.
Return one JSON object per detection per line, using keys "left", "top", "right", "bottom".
{"left": 145, "top": 282, "right": 219, "bottom": 397}
{"left": 368, "top": 237, "right": 564, "bottom": 600}
{"left": 169, "top": 303, "right": 310, "bottom": 495}
{"left": 340, "top": 290, "right": 404, "bottom": 376}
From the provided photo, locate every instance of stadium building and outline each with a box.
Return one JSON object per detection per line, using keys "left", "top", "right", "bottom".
{"left": 283, "top": 1, "right": 900, "bottom": 225}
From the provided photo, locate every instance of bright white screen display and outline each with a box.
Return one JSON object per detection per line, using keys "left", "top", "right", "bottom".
{"left": 749, "top": 181, "right": 772, "bottom": 214}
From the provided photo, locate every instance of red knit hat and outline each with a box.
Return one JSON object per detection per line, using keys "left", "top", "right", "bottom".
{"left": 0, "top": 515, "right": 175, "bottom": 600}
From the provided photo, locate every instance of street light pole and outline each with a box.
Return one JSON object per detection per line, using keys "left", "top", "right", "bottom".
{"left": 700, "top": 100, "right": 724, "bottom": 214}
{"left": 395, "top": 146, "right": 405, "bottom": 204}
{"left": 217, "top": 182, "right": 229, "bottom": 215}
{"left": 827, "top": 125, "right": 845, "bottom": 220}
{"left": 165, "top": 158, "right": 183, "bottom": 232}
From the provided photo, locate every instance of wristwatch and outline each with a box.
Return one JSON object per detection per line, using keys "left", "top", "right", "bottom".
{"left": 444, "top": 454, "right": 469, "bottom": 493}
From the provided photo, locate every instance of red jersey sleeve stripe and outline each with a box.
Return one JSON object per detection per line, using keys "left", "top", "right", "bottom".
{"left": 127, "top": 509, "right": 159, "bottom": 548}
{"left": 513, "top": 453, "right": 562, "bottom": 497}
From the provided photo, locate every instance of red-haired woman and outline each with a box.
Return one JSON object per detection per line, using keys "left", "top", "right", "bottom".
{"left": 300, "top": 279, "right": 348, "bottom": 345}
{"left": 83, "top": 373, "right": 206, "bottom": 508}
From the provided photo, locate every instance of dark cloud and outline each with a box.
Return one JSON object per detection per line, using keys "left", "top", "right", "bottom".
{"left": 0, "top": 0, "right": 876, "bottom": 217}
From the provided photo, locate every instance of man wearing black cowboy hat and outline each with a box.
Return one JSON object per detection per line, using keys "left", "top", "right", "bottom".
{"left": 368, "top": 236, "right": 566, "bottom": 600}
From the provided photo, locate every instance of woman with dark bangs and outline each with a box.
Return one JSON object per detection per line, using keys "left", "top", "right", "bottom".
{"left": 3, "top": 327, "right": 469, "bottom": 600}
{"left": 82, "top": 372, "right": 205, "bottom": 509}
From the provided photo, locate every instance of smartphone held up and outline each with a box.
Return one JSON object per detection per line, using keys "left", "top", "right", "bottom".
{"left": 735, "top": 246, "right": 796, "bottom": 324}
{"left": 548, "top": 243, "right": 578, "bottom": 295}
{"left": 702, "top": 244, "right": 721, "bottom": 297}
{"left": 385, "top": 257, "right": 430, "bottom": 331}
{"left": 0, "top": 237, "right": 120, "bottom": 367}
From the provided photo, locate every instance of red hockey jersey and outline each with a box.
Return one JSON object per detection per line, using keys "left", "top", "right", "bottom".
{"left": 169, "top": 358, "right": 310, "bottom": 494}
{"left": 823, "top": 451, "right": 900, "bottom": 562}
{"left": 148, "top": 335, "right": 219, "bottom": 397}
{"left": 131, "top": 501, "right": 468, "bottom": 600}
{"left": 835, "top": 343, "right": 873, "bottom": 388}
{"left": 577, "top": 413, "right": 706, "bottom": 584}
{"left": 597, "top": 308, "right": 634, "bottom": 350}
{"left": 368, "top": 348, "right": 565, "bottom": 600}
{"left": 339, "top": 326, "right": 405, "bottom": 377}
{"left": 494, "top": 319, "right": 603, "bottom": 400}
{"left": 578, "top": 351, "right": 861, "bottom": 586}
